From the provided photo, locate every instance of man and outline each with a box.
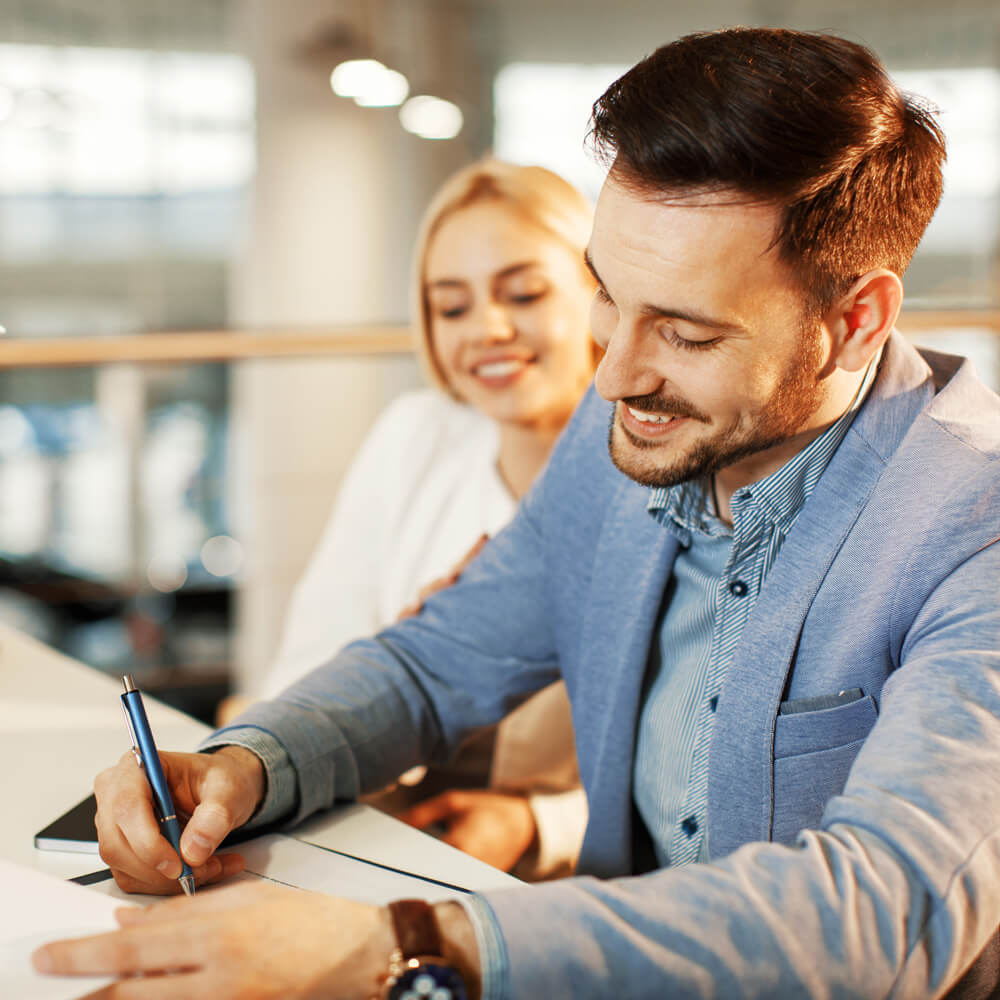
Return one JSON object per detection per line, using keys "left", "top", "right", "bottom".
{"left": 37, "top": 27, "right": 1000, "bottom": 999}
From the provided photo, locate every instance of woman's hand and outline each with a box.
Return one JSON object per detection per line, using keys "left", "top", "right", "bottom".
{"left": 396, "top": 534, "right": 489, "bottom": 620}
{"left": 33, "top": 881, "right": 395, "bottom": 999}
{"left": 93, "top": 745, "right": 265, "bottom": 894}
{"left": 400, "top": 789, "right": 537, "bottom": 872}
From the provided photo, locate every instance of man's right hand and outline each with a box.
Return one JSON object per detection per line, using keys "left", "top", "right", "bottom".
{"left": 93, "top": 744, "right": 265, "bottom": 894}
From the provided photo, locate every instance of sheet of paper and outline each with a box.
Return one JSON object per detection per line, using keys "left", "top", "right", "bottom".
{"left": 235, "top": 833, "right": 469, "bottom": 904}
{"left": 0, "top": 857, "right": 138, "bottom": 999}
{"left": 85, "top": 832, "right": 470, "bottom": 907}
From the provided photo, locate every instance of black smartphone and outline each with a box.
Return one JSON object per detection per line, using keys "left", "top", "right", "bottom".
{"left": 34, "top": 793, "right": 99, "bottom": 853}
{"left": 34, "top": 793, "right": 281, "bottom": 854}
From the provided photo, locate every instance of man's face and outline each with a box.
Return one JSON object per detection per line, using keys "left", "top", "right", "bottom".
{"left": 588, "top": 174, "right": 830, "bottom": 494}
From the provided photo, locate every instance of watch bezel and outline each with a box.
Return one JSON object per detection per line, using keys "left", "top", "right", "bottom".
{"left": 382, "top": 953, "right": 468, "bottom": 1000}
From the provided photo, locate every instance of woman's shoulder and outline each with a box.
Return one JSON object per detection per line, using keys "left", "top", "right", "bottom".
{"left": 381, "top": 387, "right": 489, "bottom": 428}
{"left": 374, "top": 388, "right": 497, "bottom": 453}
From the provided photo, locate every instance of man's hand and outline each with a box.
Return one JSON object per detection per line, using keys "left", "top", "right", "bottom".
{"left": 33, "top": 881, "right": 395, "bottom": 999}
{"left": 400, "top": 789, "right": 537, "bottom": 872}
{"left": 93, "top": 745, "right": 265, "bottom": 894}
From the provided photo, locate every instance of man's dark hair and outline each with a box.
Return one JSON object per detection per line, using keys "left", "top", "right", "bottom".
{"left": 589, "top": 27, "right": 946, "bottom": 312}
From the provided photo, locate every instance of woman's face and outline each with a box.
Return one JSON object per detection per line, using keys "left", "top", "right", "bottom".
{"left": 424, "top": 200, "right": 595, "bottom": 430}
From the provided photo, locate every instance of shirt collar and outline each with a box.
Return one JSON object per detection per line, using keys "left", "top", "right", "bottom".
{"left": 648, "top": 349, "right": 881, "bottom": 540}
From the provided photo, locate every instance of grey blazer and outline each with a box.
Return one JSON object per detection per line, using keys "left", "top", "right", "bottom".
{"left": 226, "top": 332, "right": 1000, "bottom": 998}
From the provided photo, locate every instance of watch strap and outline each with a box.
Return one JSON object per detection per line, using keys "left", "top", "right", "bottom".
{"left": 388, "top": 899, "right": 442, "bottom": 959}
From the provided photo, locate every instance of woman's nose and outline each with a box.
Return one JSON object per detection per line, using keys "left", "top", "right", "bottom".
{"left": 479, "top": 301, "right": 516, "bottom": 343}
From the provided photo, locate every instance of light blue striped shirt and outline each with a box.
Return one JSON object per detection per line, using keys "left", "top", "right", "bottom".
{"left": 635, "top": 358, "right": 879, "bottom": 867}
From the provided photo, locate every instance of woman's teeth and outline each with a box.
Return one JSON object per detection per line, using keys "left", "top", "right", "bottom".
{"left": 475, "top": 360, "right": 526, "bottom": 378}
{"left": 627, "top": 406, "right": 676, "bottom": 424}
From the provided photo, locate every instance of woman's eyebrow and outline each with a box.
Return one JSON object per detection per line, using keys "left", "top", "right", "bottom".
{"left": 426, "top": 278, "right": 468, "bottom": 290}
{"left": 495, "top": 261, "right": 541, "bottom": 280}
{"left": 428, "top": 261, "right": 542, "bottom": 289}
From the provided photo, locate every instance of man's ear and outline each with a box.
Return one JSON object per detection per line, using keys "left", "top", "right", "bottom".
{"left": 823, "top": 269, "right": 903, "bottom": 373}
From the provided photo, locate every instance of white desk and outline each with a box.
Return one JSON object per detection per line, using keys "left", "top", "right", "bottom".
{"left": 0, "top": 624, "right": 516, "bottom": 893}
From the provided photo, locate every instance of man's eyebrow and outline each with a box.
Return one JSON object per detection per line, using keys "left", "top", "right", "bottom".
{"left": 584, "top": 248, "right": 748, "bottom": 335}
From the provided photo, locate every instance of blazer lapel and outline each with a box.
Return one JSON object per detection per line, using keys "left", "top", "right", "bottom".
{"left": 576, "top": 476, "right": 679, "bottom": 878}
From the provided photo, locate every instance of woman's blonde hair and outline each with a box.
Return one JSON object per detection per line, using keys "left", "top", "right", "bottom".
{"left": 411, "top": 158, "right": 595, "bottom": 393}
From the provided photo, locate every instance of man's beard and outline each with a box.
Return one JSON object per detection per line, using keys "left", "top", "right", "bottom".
{"left": 607, "top": 325, "right": 827, "bottom": 490}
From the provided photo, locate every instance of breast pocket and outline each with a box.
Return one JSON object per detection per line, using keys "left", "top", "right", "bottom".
{"left": 771, "top": 693, "right": 878, "bottom": 845}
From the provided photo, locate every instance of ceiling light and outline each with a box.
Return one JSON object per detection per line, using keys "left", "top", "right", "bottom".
{"left": 331, "top": 58, "right": 409, "bottom": 107}
{"left": 399, "top": 95, "right": 463, "bottom": 140}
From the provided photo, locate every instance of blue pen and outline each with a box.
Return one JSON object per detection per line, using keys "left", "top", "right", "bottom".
{"left": 120, "top": 674, "right": 196, "bottom": 895}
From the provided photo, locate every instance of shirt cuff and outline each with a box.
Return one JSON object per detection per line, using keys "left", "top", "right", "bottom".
{"left": 457, "top": 894, "right": 511, "bottom": 1000}
{"left": 199, "top": 726, "right": 299, "bottom": 829}
{"left": 525, "top": 787, "right": 587, "bottom": 880}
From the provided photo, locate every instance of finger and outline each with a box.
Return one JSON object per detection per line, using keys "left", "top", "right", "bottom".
{"left": 108, "top": 853, "right": 240, "bottom": 896}
{"left": 456, "top": 533, "right": 489, "bottom": 571}
{"left": 33, "top": 923, "right": 203, "bottom": 978}
{"left": 116, "top": 879, "right": 265, "bottom": 927}
{"left": 96, "top": 810, "right": 177, "bottom": 894}
{"left": 73, "top": 972, "right": 205, "bottom": 1000}
{"left": 113, "top": 853, "right": 245, "bottom": 908}
{"left": 399, "top": 790, "right": 471, "bottom": 828}
{"left": 96, "top": 760, "right": 179, "bottom": 879}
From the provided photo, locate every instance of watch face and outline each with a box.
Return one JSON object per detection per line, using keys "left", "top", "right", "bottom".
{"left": 387, "top": 961, "right": 467, "bottom": 1000}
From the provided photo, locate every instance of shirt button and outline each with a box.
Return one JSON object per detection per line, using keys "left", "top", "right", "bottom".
{"left": 709, "top": 694, "right": 719, "bottom": 712}
{"left": 729, "top": 579, "right": 748, "bottom": 597}
{"left": 681, "top": 816, "right": 699, "bottom": 838}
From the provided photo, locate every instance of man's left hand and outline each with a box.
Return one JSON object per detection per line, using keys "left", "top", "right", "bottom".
{"left": 400, "top": 789, "right": 537, "bottom": 872}
{"left": 32, "top": 881, "right": 394, "bottom": 999}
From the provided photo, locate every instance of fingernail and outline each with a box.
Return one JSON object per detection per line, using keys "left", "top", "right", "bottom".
{"left": 184, "top": 831, "right": 213, "bottom": 862}
{"left": 32, "top": 949, "right": 52, "bottom": 973}
{"left": 189, "top": 831, "right": 213, "bottom": 851}
{"left": 156, "top": 859, "right": 179, "bottom": 877}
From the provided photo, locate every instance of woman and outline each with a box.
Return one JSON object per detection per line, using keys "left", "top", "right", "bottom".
{"left": 233, "top": 159, "right": 596, "bottom": 878}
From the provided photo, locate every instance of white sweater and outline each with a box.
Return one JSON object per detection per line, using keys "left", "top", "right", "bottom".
{"left": 263, "top": 388, "right": 586, "bottom": 877}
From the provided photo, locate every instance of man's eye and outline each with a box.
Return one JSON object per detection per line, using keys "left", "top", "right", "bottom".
{"left": 437, "top": 305, "right": 467, "bottom": 320}
{"left": 594, "top": 286, "right": 614, "bottom": 305}
{"left": 661, "top": 327, "right": 720, "bottom": 352}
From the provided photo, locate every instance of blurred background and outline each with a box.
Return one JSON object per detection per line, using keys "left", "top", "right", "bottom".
{"left": 0, "top": 0, "right": 997, "bottom": 721}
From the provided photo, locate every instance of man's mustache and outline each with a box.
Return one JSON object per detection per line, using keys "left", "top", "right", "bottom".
{"left": 620, "top": 392, "right": 711, "bottom": 424}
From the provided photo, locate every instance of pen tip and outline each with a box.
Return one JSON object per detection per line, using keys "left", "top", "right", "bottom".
{"left": 179, "top": 876, "right": 195, "bottom": 896}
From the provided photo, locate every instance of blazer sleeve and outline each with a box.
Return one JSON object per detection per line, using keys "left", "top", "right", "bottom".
{"left": 475, "top": 538, "right": 1000, "bottom": 999}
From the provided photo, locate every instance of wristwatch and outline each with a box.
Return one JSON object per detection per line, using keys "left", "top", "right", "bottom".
{"left": 379, "top": 899, "right": 468, "bottom": 1000}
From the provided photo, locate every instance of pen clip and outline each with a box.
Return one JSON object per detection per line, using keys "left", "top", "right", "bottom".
{"left": 120, "top": 698, "right": 143, "bottom": 769}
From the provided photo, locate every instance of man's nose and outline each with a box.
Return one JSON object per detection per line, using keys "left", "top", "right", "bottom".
{"left": 594, "top": 323, "right": 662, "bottom": 402}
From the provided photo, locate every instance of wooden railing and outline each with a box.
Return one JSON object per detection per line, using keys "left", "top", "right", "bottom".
{"left": 0, "top": 312, "right": 996, "bottom": 369}
{"left": 0, "top": 326, "right": 413, "bottom": 369}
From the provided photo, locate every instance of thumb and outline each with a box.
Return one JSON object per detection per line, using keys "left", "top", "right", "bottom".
{"left": 180, "top": 799, "right": 235, "bottom": 865}
{"left": 179, "top": 764, "right": 251, "bottom": 865}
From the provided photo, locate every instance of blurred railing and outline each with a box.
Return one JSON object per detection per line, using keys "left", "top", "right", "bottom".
{"left": 0, "top": 326, "right": 414, "bottom": 368}
{"left": 0, "top": 312, "right": 996, "bottom": 369}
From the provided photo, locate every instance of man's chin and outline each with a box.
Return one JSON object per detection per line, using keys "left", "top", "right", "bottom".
{"left": 608, "top": 426, "right": 691, "bottom": 489}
